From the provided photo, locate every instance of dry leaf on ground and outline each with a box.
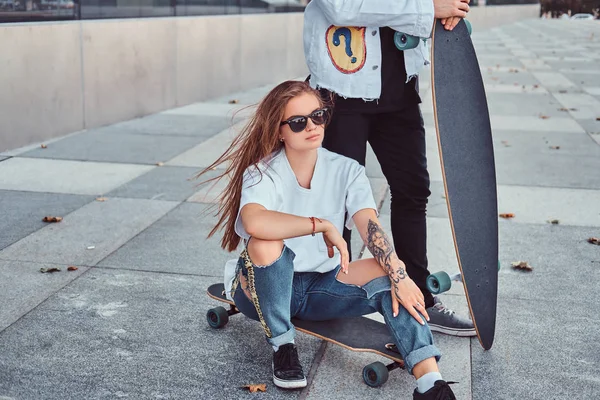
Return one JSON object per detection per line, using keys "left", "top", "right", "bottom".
{"left": 96, "top": 197, "right": 107, "bottom": 202}
{"left": 40, "top": 267, "right": 61, "bottom": 273}
{"left": 539, "top": 115, "right": 550, "bottom": 119}
{"left": 43, "top": 216, "right": 63, "bottom": 223}
{"left": 156, "top": 162, "right": 164, "bottom": 166}
{"left": 547, "top": 219, "right": 560, "bottom": 224}
{"left": 41, "top": 144, "right": 47, "bottom": 149}
{"left": 499, "top": 213, "right": 515, "bottom": 219}
{"left": 559, "top": 107, "right": 568, "bottom": 112}
{"left": 242, "top": 384, "right": 266, "bottom": 393}
{"left": 229, "top": 99, "right": 239, "bottom": 104}
{"left": 549, "top": 146, "right": 560, "bottom": 150}
{"left": 511, "top": 261, "right": 533, "bottom": 272}
{"left": 67, "top": 266, "right": 79, "bottom": 271}
{"left": 588, "top": 237, "right": 600, "bottom": 245}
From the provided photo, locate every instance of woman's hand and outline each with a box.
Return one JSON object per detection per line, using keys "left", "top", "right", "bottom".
{"left": 322, "top": 221, "right": 350, "bottom": 274}
{"left": 390, "top": 276, "right": 430, "bottom": 325}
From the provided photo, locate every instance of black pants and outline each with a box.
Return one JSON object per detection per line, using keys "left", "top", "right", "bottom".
{"left": 322, "top": 103, "right": 434, "bottom": 308}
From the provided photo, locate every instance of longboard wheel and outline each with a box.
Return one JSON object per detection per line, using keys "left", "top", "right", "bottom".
{"left": 393, "top": 32, "right": 420, "bottom": 50}
{"left": 362, "top": 362, "right": 389, "bottom": 387}
{"left": 465, "top": 19, "right": 472, "bottom": 35}
{"left": 207, "top": 306, "right": 229, "bottom": 329}
{"left": 498, "top": 260, "right": 501, "bottom": 271}
{"left": 426, "top": 271, "right": 452, "bottom": 295}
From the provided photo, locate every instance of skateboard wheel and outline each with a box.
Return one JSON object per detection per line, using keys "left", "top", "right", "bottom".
{"left": 206, "top": 306, "right": 229, "bottom": 329}
{"left": 498, "top": 260, "right": 501, "bottom": 271}
{"left": 362, "top": 362, "right": 389, "bottom": 387}
{"left": 426, "top": 271, "right": 452, "bottom": 295}
{"left": 393, "top": 32, "right": 420, "bottom": 51}
{"left": 465, "top": 19, "right": 472, "bottom": 35}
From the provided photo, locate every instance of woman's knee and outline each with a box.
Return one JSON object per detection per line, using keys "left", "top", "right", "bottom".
{"left": 247, "top": 238, "right": 284, "bottom": 267}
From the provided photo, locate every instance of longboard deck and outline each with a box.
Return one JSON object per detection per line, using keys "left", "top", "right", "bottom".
{"left": 430, "top": 19, "right": 499, "bottom": 350}
{"left": 207, "top": 283, "right": 404, "bottom": 365}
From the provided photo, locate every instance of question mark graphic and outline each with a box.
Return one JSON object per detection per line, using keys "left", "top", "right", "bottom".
{"left": 333, "top": 28, "right": 357, "bottom": 64}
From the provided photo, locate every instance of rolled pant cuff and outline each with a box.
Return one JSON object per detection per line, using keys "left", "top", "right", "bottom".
{"left": 267, "top": 326, "right": 296, "bottom": 347}
{"left": 404, "top": 345, "right": 442, "bottom": 375}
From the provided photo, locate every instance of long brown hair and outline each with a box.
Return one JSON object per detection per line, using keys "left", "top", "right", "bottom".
{"left": 195, "top": 80, "right": 328, "bottom": 252}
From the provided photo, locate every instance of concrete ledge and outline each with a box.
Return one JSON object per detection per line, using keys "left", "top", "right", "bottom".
{"left": 0, "top": 5, "right": 540, "bottom": 152}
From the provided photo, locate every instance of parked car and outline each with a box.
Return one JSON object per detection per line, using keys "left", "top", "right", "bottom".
{"left": 571, "top": 13, "right": 595, "bottom": 20}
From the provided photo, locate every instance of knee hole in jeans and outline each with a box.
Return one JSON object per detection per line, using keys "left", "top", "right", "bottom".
{"left": 247, "top": 238, "right": 284, "bottom": 267}
{"left": 238, "top": 271, "right": 252, "bottom": 301}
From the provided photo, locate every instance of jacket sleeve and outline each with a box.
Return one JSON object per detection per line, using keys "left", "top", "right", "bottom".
{"left": 312, "top": 0, "right": 435, "bottom": 38}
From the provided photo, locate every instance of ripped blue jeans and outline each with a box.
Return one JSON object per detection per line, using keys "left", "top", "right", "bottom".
{"left": 231, "top": 245, "right": 441, "bottom": 374}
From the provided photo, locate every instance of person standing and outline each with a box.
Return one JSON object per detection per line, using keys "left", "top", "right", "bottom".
{"left": 303, "top": 0, "right": 476, "bottom": 336}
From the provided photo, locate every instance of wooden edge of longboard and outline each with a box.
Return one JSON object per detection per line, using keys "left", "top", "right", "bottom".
{"left": 206, "top": 289, "right": 405, "bottom": 365}
{"left": 429, "top": 20, "right": 485, "bottom": 350}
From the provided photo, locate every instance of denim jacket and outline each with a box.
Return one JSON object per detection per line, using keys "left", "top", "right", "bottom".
{"left": 303, "top": 0, "right": 434, "bottom": 100}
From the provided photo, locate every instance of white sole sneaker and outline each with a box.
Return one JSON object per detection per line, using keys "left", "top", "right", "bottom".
{"left": 273, "top": 374, "right": 307, "bottom": 389}
{"left": 429, "top": 324, "right": 477, "bottom": 337}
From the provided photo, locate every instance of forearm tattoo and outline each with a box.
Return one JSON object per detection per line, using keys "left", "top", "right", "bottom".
{"left": 366, "top": 219, "right": 406, "bottom": 298}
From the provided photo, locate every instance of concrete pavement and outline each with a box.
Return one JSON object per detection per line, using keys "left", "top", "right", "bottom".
{"left": 1, "top": 18, "right": 600, "bottom": 399}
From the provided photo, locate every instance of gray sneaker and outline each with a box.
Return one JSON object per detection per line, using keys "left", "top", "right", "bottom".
{"left": 426, "top": 296, "right": 476, "bottom": 337}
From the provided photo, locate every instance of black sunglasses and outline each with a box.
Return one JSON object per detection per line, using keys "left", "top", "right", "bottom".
{"left": 280, "top": 108, "right": 329, "bottom": 133}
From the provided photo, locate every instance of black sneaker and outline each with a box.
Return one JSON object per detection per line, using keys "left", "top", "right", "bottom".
{"left": 413, "top": 380, "right": 457, "bottom": 400}
{"left": 427, "top": 296, "right": 476, "bottom": 337}
{"left": 272, "top": 343, "right": 307, "bottom": 389}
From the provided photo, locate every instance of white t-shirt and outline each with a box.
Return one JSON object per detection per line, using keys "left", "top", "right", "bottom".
{"left": 223, "top": 147, "right": 377, "bottom": 299}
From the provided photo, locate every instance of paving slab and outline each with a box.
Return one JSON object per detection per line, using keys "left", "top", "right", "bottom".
{"left": 162, "top": 101, "right": 255, "bottom": 120}
{"left": 481, "top": 83, "right": 549, "bottom": 94}
{"left": 0, "top": 190, "right": 93, "bottom": 251}
{"left": 0, "top": 259, "right": 89, "bottom": 332}
{"left": 0, "top": 158, "right": 153, "bottom": 196}
{"left": 490, "top": 115, "right": 585, "bottom": 133}
{"left": 107, "top": 166, "right": 202, "bottom": 201}
{"left": 485, "top": 92, "right": 565, "bottom": 118}
{"left": 552, "top": 92, "right": 600, "bottom": 120}
{"left": 497, "top": 186, "right": 600, "bottom": 227}
{"left": 305, "top": 330, "right": 471, "bottom": 400}
{"left": 0, "top": 269, "right": 321, "bottom": 400}
{"left": 187, "top": 173, "right": 230, "bottom": 204}
{"left": 482, "top": 70, "right": 541, "bottom": 86}
{"left": 492, "top": 136, "right": 600, "bottom": 189}
{"left": 96, "top": 114, "right": 234, "bottom": 137}
{"left": 0, "top": 198, "right": 177, "bottom": 266}
{"left": 497, "top": 222, "right": 600, "bottom": 304}
{"left": 21, "top": 130, "right": 205, "bottom": 165}
{"left": 576, "top": 118, "right": 600, "bottom": 135}
{"left": 529, "top": 71, "right": 576, "bottom": 90}
{"left": 583, "top": 87, "right": 600, "bottom": 96}
{"left": 166, "top": 121, "right": 245, "bottom": 168}
{"left": 471, "top": 296, "right": 600, "bottom": 400}
{"left": 0, "top": 130, "right": 84, "bottom": 157}
{"left": 210, "top": 82, "right": 279, "bottom": 105}
{"left": 98, "top": 202, "right": 233, "bottom": 276}
{"left": 562, "top": 71, "right": 600, "bottom": 87}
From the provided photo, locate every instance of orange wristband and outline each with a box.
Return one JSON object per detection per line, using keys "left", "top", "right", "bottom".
{"left": 309, "top": 216, "right": 322, "bottom": 236}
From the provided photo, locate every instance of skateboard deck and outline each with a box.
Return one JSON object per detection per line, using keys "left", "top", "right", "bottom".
{"left": 430, "top": 18, "right": 499, "bottom": 350}
{"left": 206, "top": 283, "right": 404, "bottom": 387}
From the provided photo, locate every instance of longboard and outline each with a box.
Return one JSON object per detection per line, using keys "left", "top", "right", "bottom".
{"left": 430, "top": 18, "right": 499, "bottom": 350}
{"left": 206, "top": 283, "right": 404, "bottom": 387}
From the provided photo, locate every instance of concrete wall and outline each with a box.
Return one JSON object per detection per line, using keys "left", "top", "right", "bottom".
{"left": 0, "top": 4, "right": 539, "bottom": 152}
